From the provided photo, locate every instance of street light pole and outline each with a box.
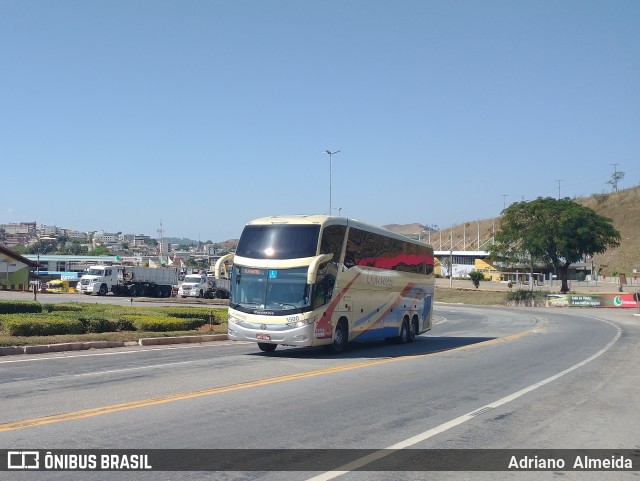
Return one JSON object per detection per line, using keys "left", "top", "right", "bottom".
{"left": 34, "top": 252, "right": 39, "bottom": 301}
{"left": 324, "top": 150, "right": 340, "bottom": 215}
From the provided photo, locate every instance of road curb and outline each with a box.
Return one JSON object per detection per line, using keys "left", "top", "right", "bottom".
{"left": 138, "top": 334, "right": 228, "bottom": 346}
{"left": 0, "top": 336, "right": 228, "bottom": 357}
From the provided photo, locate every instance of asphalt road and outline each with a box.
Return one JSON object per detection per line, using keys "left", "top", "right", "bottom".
{"left": 0, "top": 305, "right": 638, "bottom": 480}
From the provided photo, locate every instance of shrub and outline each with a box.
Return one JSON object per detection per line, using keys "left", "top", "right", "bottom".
{"left": 0, "top": 301, "right": 42, "bottom": 315}
{"left": 468, "top": 271, "right": 485, "bottom": 289}
{"left": 3, "top": 315, "right": 85, "bottom": 336}
{"left": 116, "top": 318, "right": 136, "bottom": 331}
{"left": 506, "top": 289, "right": 549, "bottom": 307}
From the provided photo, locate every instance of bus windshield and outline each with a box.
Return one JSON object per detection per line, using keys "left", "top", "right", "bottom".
{"left": 236, "top": 224, "right": 321, "bottom": 259}
{"left": 230, "top": 265, "right": 312, "bottom": 314}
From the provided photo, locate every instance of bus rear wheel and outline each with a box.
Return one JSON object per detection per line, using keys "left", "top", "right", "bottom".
{"left": 258, "top": 343, "right": 277, "bottom": 353}
{"left": 408, "top": 318, "right": 418, "bottom": 343}
{"left": 397, "top": 319, "right": 409, "bottom": 344}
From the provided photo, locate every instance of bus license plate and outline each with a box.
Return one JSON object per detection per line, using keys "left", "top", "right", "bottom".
{"left": 256, "top": 333, "right": 270, "bottom": 341}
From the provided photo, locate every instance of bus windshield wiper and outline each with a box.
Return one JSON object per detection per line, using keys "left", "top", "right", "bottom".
{"left": 279, "top": 302, "right": 302, "bottom": 313}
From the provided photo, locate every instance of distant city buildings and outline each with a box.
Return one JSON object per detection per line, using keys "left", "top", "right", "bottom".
{"left": 0, "top": 221, "right": 231, "bottom": 257}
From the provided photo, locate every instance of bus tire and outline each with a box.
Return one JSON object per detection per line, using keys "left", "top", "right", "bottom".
{"left": 258, "top": 343, "right": 277, "bottom": 353}
{"left": 326, "top": 320, "right": 347, "bottom": 354}
{"left": 408, "top": 317, "right": 418, "bottom": 343}
{"left": 398, "top": 318, "right": 409, "bottom": 344}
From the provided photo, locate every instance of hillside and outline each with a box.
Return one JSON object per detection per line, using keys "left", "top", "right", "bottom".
{"left": 384, "top": 186, "right": 640, "bottom": 276}
{"left": 215, "top": 188, "right": 639, "bottom": 276}
{"left": 579, "top": 187, "right": 640, "bottom": 276}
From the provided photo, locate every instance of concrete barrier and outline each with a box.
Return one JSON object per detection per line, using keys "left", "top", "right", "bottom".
{"left": 24, "top": 345, "right": 50, "bottom": 354}
{"left": 0, "top": 346, "right": 25, "bottom": 356}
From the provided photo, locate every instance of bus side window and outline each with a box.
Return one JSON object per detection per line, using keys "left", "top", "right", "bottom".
{"left": 314, "top": 273, "right": 336, "bottom": 308}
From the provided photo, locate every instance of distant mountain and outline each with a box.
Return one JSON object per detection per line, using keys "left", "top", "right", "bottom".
{"left": 163, "top": 237, "right": 199, "bottom": 246}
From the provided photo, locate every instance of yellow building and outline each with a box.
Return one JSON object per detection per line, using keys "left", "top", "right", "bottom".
{"left": 475, "top": 257, "right": 501, "bottom": 281}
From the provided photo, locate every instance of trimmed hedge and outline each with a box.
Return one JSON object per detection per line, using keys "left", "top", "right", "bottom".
{"left": 125, "top": 315, "right": 207, "bottom": 332}
{"left": 42, "top": 303, "right": 83, "bottom": 313}
{"left": 78, "top": 317, "right": 118, "bottom": 334}
{"left": 0, "top": 301, "right": 43, "bottom": 315}
{"left": 0, "top": 302, "right": 221, "bottom": 336}
{"left": 3, "top": 315, "right": 85, "bottom": 336}
{"left": 160, "top": 307, "right": 212, "bottom": 319}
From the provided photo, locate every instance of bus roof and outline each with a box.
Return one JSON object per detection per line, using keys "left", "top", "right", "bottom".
{"left": 244, "top": 215, "right": 432, "bottom": 248}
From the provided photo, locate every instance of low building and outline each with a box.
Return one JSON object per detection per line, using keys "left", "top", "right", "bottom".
{"left": 0, "top": 245, "right": 39, "bottom": 291}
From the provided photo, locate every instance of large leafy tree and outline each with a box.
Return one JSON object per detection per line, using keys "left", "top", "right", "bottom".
{"left": 490, "top": 197, "right": 620, "bottom": 293}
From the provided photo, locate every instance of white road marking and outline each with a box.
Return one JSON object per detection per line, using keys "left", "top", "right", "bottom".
{"left": 305, "top": 316, "right": 621, "bottom": 480}
{"left": 0, "top": 342, "right": 233, "bottom": 364}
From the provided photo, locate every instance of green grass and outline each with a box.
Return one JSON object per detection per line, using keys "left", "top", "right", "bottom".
{"left": 435, "top": 288, "right": 508, "bottom": 305}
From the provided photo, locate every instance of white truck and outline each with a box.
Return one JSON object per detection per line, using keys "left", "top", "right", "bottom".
{"left": 78, "top": 265, "right": 178, "bottom": 297}
{"left": 178, "top": 273, "right": 230, "bottom": 299}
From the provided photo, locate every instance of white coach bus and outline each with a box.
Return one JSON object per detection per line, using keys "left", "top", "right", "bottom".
{"left": 219, "top": 215, "right": 435, "bottom": 353}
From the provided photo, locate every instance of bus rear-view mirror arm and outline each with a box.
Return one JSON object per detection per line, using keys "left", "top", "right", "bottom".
{"left": 307, "top": 253, "right": 334, "bottom": 284}
{"left": 215, "top": 253, "right": 234, "bottom": 279}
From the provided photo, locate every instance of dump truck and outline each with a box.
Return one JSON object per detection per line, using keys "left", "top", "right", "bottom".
{"left": 178, "top": 273, "right": 230, "bottom": 299}
{"left": 78, "top": 265, "right": 178, "bottom": 297}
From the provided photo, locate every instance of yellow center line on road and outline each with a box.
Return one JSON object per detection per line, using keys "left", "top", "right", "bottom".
{"left": 0, "top": 317, "right": 544, "bottom": 433}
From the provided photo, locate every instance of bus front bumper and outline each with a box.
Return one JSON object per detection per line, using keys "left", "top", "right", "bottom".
{"left": 227, "top": 319, "right": 319, "bottom": 347}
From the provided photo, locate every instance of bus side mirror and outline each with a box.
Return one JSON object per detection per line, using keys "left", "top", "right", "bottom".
{"left": 215, "top": 253, "right": 234, "bottom": 279}
{"left": 307, "top": 254, "right": 334, "bottom": 284}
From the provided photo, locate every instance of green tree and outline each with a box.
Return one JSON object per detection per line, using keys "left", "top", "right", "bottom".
{"left": 25, "top": 241, "right": 57, "bottom": 255}
{"left": 490, "top": 197, "right": 620, "bottom": 293}
{"left": 88, "top": 245, "right": 111, "bottom": 256}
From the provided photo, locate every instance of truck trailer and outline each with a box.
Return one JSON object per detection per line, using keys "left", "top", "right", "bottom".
{"left": 78, "top": 265, "right": 178, "bottom": 297}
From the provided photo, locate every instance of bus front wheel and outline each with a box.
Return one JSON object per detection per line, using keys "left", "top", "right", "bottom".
{"left": 325, "top": 321, "right": 347, "bottom": 354}
{"left": 258, "top": 343, "right": 277, "bottom": 353}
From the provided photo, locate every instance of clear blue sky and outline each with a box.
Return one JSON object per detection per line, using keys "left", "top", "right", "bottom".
{"left": 2, "top": 0, "right": 638, "bottom": 242}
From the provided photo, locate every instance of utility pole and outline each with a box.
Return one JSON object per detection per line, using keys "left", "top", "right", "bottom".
{"left": 555, "top": 179, "right": 562, "bottom": 199}
{"left": 608, "top": 163, "right": 624, "bottom": 192}
{"left": 157, "top": 220, "right": 165, "bottom": 258}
